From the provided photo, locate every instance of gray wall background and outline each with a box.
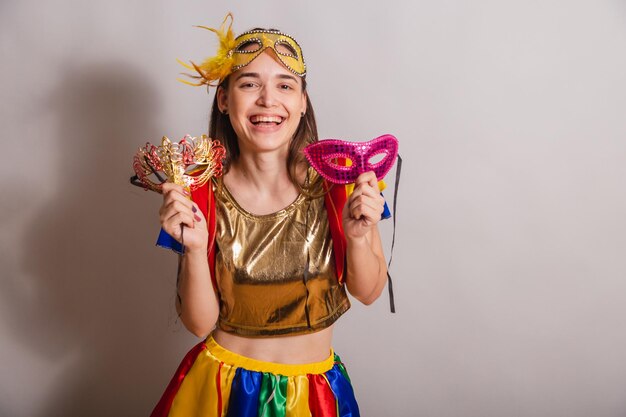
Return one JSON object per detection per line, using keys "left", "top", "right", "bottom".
{"left": 1, "top": 1, "right": 626, "bottom": 416}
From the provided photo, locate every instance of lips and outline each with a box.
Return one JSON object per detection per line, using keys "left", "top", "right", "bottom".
{"left": 249, "top": 115, "right": 285, "bottom": 125}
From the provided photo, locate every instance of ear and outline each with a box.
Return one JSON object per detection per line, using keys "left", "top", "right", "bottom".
{"left": 217, "top": 85, "right": 228, "bottom": 113}
{"left": 301, "top": 90, "right": 307, "bottom": 115}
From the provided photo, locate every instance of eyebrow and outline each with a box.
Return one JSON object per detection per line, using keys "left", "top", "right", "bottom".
{"left": 235, "top": 72, "right": 299, "bottom": 83}
{"left": 277, "top": 74, "right": 298, "bottom": 83}
{"left": 235, "top": 72, "right": 259, "bottom": 81}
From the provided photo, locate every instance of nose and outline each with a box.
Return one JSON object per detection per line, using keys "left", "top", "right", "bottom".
{"left": 256, "top": 85, "right": 277, "bottom": 107}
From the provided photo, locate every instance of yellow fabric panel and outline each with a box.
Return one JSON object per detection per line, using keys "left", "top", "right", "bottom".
{"left": 286, "top": 375, "right": 312, "bottom": 417}
{"left": 219, "top": 361, "right": 237, "bottom": 416}
{"left": 205, "top": 336, "right": 334, "bottom": 377}
{"left": 169, "top": 350, "right": 219, "bottom": 417}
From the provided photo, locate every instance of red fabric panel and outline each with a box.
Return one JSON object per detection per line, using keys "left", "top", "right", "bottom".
{"left": 323, "top": 180, "right": 348, "bottom": 284}
{"left": 191, "top": 183, "right": 218, "bottom": 291}
{"left": 308, "top": 374, "right": 338, "bottom": 417}
{"left": 150, "top": 342, "right": 207, "bottom": 417}
{"left": 206, "top": 184, "right": 217, "bottom": 290}
{"left": 216, "top": 361, "right": 224, "bottom": 416}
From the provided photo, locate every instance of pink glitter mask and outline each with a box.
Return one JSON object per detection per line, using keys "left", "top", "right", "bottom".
{"left": 303, "top": 134, "right": 399, "bottom": 184}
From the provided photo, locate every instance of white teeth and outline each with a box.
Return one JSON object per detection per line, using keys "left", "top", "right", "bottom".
{"left": 250, "top": 115, "right": 283, "bottom": 124}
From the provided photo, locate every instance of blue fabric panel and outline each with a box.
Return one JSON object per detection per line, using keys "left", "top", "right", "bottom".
{"left": 325, "top": 364, "right": 360, "bottom": 417}
{"left": 155, "top": 228, "right": 183, "bottom": 254}
{"left": 226, "top": 368, "right": 262, "bottom": 417}
{"left": 381, "top": 194, "right": 391, "bottom": 220}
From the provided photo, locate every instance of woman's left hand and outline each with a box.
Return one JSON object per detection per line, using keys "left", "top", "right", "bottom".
{"left": 342, "top": 171, "right": 385, "bottom": 240}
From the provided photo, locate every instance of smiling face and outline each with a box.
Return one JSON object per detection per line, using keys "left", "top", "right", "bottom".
{"left": 217, "top": 50, "right": 307, "bottom": 157}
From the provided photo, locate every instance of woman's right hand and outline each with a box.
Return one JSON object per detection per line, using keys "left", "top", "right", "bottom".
{"left": 159, "top": 182, "right": 208, "bottom": 253}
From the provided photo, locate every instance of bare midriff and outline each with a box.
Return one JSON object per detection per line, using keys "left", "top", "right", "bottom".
{"left": 211, "top": 325, "right": 335, "bottom": 364}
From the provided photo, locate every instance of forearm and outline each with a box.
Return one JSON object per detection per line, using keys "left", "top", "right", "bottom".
{"left": 176, "top": 247, "right": 220, "bottom": 337}
{"left": 345, "top": 230, "right": 388, "bottom": 305}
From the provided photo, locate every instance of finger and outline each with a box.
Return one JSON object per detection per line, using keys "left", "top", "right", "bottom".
{"left": 164, "top": 195, "right": 195, "bottom": 213}
{"left": 162, "top": 182, "right": 191, "bottom": 196}
{"left": 350, "top": 194, "right": 384, "bottom": 220}
{"left": 348, "top": 187, "right": 363, "bottom": 202}
{"left": 351, "top": 183, "right": 380, "bottom": 201}
{"left": 162, "top": 185, "right": 192, "bottom": 206}
{"left": 349, "top": 201, "right": 371, "bottom": 224}
{"left": 351, "top": 176, "right": 380, "bottom": 199}
{"left": 160, "top": 200, "right": 194, "bottom": 223}
{"left": 163, "top": 212, "right": 196, "bottom": 236}
{"left": 164, "top": 221, "right": 186, "bottom": 241}
{"left": 192, "top": 208, "right": 206, "bottom": 226}
{"left": 163, "top": 208, "right": 195, "bottom": 228}
{"left": 355, "top": 171, "right": 378, "bottom": 189}
{"left": 163, "top": 188, "right": 192, "bottom": 206}
{"left": 160, "top": 191, "right": 195, "bottom": 217}
{"left": 349, "top": 193, "right": 384, "bottom": 215}
{"left": 350, "top": 201, "right": 381, "bottom": 225}
{"left": 348, "top": 183, "right": 375, "bottom": 203}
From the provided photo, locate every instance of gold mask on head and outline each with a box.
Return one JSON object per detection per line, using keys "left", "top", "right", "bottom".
{"left": 178, "top": 13, "right": 306, "bottom": 87}
{"left": 231, "top": 30, "right": 306, "bottom": 76}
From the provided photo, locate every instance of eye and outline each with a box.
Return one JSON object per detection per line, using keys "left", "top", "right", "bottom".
{"left": 239, "top": 81, "right": 258, "bottom": 89}
{"left": 279, "top": 84, "right": 293, "bottom": 90}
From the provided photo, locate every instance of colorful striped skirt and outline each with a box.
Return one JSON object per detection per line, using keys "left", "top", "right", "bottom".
{"left": 151, "top": 335, "right": 360, "bottom": 417}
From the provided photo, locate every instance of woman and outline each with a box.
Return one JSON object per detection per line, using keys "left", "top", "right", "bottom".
{"left": 152, "top": 14, "right": 388, "bottom": 416}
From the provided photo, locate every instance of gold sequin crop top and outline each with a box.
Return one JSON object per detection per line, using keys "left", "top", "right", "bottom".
{"left": 213, "top": 182, "right": 351, "bottom": 337}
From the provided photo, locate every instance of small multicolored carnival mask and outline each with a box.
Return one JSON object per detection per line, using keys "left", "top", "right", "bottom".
{"left": 131, "top": 135, "right": 225, "bottom": 193}
{"left": 178, "top": 13, "right": 306, "bottom": 87}
{"left": 303, "top": 134, "right": 399, "bottom": 184}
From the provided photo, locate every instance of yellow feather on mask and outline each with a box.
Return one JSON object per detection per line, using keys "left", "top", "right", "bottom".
{"left": 177, "top": 13, "right": 237, "bottom": 87}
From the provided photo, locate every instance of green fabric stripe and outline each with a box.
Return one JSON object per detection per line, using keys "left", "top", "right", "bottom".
{"left": 257, "top": 373, "right": 287, "bottom": 417}
{"left": 334, "top": 354, "right": 352, "bottom": 384}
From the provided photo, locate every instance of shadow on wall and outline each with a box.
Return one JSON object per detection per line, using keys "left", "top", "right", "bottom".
{"left": 0, "top": 63, "right": 187, "bottom": 416}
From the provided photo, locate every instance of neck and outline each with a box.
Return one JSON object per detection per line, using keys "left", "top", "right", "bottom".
{"left": 230, "top": 149, "right": 293, "bottom": 193}
{"left": 223, "top": 149, "right": 308, "bottom": 215}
